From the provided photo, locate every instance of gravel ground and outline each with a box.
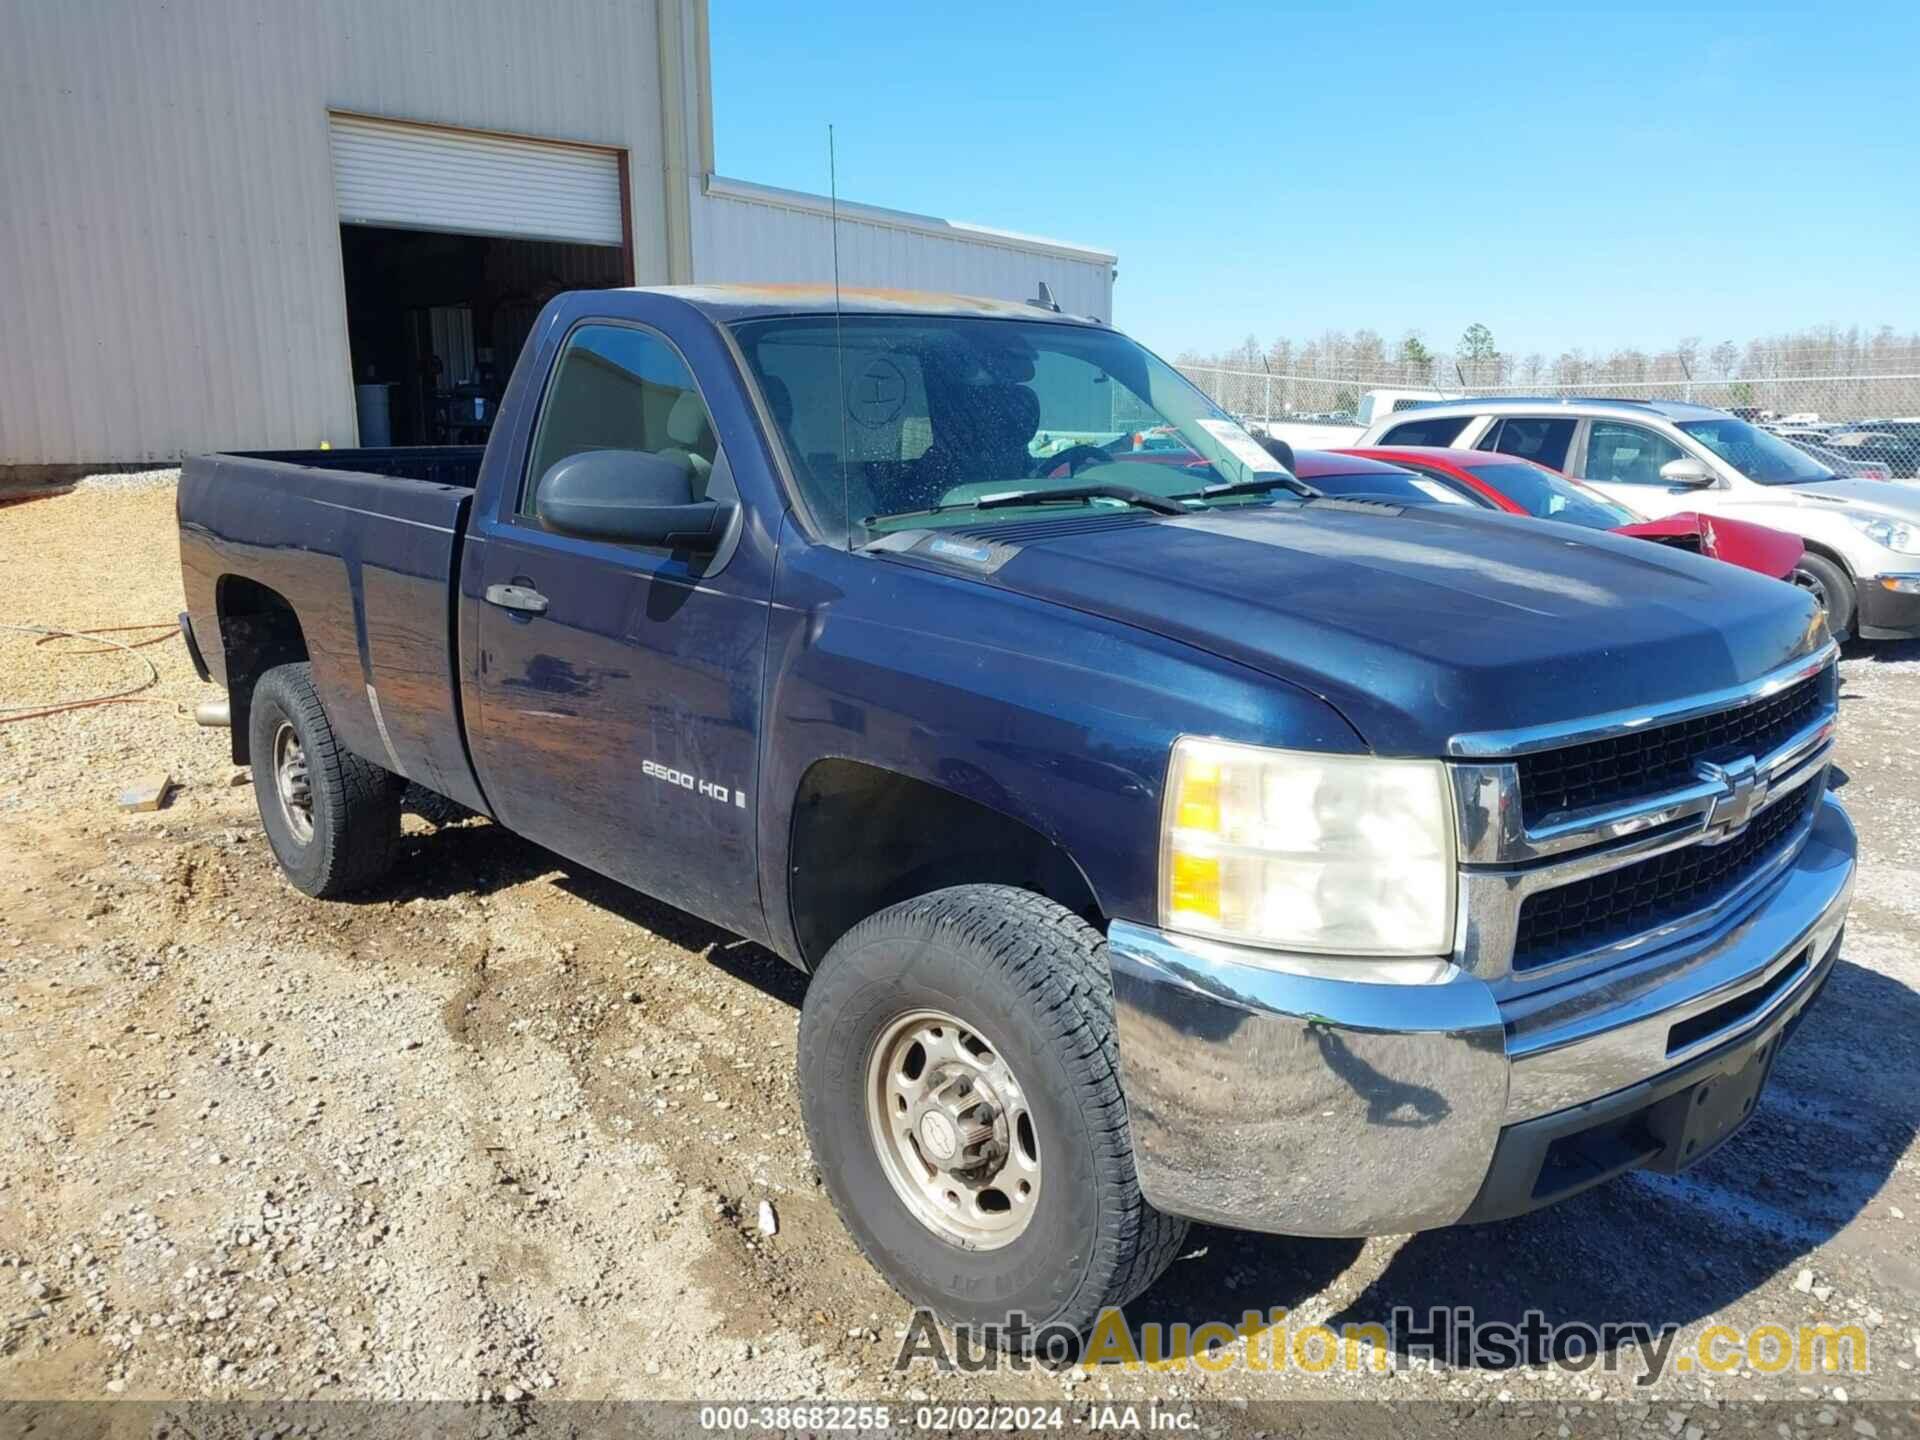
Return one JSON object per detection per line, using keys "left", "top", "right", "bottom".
{"left": 5, "top": 476, "right": 1920, "bottom": 1423}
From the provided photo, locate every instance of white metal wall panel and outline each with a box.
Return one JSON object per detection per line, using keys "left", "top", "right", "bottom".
{"left": 691, "top": 177, "right": 1116, "bottom": 323}
{"left": 0, "top": 0, "right": 668, "bottom": 466}
{"left": 330, "top": 115, "right": 623, "bottom": 246}
{"left": 0, "top": 0, "right": 1121, "bottom": 468}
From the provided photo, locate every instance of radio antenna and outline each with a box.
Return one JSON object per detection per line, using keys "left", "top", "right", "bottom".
{"left": 829, "top": 124, "right": 852, "bottom": 551}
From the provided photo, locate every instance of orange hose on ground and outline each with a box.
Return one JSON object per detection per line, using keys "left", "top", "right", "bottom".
{"left": 1, "top": 621, "right": 179, "bottom": 724}
{"left": 32, "top": 623, "right": 180, "bottom": 655}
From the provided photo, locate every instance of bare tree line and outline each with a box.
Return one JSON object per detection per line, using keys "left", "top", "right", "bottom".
{"left": 1177, "top": 323, "right": 1920, "bottom": 386}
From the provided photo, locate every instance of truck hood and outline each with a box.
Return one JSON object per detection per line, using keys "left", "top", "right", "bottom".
{"left": 889, "top": 501, "right": 1824, "bottom": 755}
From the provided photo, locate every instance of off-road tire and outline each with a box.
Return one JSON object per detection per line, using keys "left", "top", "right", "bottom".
{"left": 249, "top": 662, "right": 399, "bottom": 898}
{"left": 1792, "top": 551, "right": 1855, "bottom": 642}
{"left": 797, "top": 884, "right": 1187, "bottom": 1342}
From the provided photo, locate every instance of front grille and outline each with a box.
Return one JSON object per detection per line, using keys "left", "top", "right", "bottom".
{"left": 1513, "top": 783, "right": 1820, "bottom": 971}
{"left": 1516, "top": 672, "right": 1825, "bottom": 827}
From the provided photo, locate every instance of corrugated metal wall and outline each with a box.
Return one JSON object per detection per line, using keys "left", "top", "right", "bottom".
{"left": 0, "top": 0, "right": 1121, "bottom": 468}
{"left": 692, "top": 178, "right": 1116, "bottom": 325}
{"left": 0, "top": 0, "right": 670, "bottom": 466}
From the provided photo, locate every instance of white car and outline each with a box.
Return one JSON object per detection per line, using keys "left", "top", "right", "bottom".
{"left": 1358, "top": 397, "right": 1920, "bottom": 640}
{"left": 1353, "top": 386, "right": 1461, "bottom": 427}
{"left": 1256, "top": 388, "right": 1462, "bottom": 452}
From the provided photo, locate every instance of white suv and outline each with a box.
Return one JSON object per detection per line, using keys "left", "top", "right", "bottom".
{"left": 1359, "top": 397, "right": 1920, "bottom": 640}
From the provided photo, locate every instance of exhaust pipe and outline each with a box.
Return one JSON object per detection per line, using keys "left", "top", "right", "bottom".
{"left": 194, "top": 699, "right": 231, "bottom": 728}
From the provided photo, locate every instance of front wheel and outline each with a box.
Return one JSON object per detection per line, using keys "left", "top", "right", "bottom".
{"left": 797, "top": 886, "right": 1186, "bottom": 1342}
{"left": 1791, "top": 552, "right": 1854, "bottom": 642}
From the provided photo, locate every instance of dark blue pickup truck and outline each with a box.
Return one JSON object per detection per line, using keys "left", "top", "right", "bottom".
{"left": 179, "top": 285, "right": 1855, "bottom": 1340}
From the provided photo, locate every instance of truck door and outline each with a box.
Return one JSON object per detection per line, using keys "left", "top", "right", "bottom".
{"left": 464, "top": 316, "right": 772, "bottom": 942}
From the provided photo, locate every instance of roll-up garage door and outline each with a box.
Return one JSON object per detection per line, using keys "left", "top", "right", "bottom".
{"left": 329, "top": 113, "right": 624, "bottom": 247}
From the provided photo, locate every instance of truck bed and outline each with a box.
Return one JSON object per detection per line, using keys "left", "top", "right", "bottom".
{"left": 178, "top": 447, "right": 489, "bottom": 814}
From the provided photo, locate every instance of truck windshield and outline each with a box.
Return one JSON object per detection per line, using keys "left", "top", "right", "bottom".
{"left": 1677, "top": 417, "right": 1835, "bottom": 486}
{"left": 729, "top": 314, "right": 1292, "bottom": 539}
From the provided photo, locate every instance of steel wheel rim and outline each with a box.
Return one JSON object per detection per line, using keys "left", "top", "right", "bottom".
{"left": 1792, "top": 567, "right": 1830, "bottom": 615}
{"left": 272, "top": 721, "right": 314, "bottom": 845}
{"left": 865, "top": 1008, "right": 1041, "bottom": 1249}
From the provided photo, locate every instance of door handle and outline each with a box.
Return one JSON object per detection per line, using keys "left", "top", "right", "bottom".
{"left": 484, "top": 583, "right": 549, "bottom": 615}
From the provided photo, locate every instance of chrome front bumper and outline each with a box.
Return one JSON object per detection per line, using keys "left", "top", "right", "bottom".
{"left": 1107, "top": 793, "right": 1856, "bottom": 1238}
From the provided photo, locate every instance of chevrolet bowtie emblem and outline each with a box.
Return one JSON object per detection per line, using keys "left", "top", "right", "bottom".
{"left": 1696, "top": 754, "right": 1763, "bottom": 841}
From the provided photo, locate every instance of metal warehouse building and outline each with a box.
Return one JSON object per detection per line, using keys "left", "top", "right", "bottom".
{"left": 0, "top": 0, "right": 1116, "bottom": 474}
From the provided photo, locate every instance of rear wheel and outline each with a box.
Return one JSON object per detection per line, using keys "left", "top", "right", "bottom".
{"left": 249, "top": 663, "right": 400, "bottom": 897}
{"left": 798, "top": 885, "right": 1186, "bottom": 1342}
{"left": 1791, "top": 552, "right": 1854, "bottom": 641}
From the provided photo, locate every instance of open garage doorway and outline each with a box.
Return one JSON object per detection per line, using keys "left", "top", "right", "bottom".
{"left": 338, "top": 226, "right": 628, "bottom": 446}
{"left": 329, "top": 113, "right": 633, "bottom": 446}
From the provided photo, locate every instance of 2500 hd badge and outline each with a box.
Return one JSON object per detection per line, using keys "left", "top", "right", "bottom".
{"left": 644, "top": 758, "right": 746, "bottom": 808}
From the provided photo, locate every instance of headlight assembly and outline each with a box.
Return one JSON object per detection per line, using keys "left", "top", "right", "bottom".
{"left": 1846, "top": 513, "right": 1920, "bottom": 555}
{"left": 1160, "top": 737, "right": 1456, "bottom": 957}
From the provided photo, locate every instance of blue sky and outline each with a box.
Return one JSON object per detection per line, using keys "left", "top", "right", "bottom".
{"left": 709, "top": 0, "right": 1920, "bottom": 362}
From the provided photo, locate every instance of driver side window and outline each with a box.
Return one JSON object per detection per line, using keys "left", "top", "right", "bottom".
{"left": 1582, "top": 422, "right": 1686, "bottom": 486}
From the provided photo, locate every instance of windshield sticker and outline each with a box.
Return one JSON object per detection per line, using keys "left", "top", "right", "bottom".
{"left": 1196, "top": 417, "right": 1285, "bottom": 475}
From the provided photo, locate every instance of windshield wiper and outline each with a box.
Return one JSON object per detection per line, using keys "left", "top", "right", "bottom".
{"left": 1175, "top": 474, "right": 1322, "bottom": 502}
{"left": 973, "top": 483, "right": 1188, "bottom": 516}
{"left": 862, "top": 481, "right": 1189, "bottom": 535}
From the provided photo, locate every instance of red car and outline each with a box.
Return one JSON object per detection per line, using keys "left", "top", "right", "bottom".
{"left": 1337, "top": 445, "right": 1804, "bottom": 580}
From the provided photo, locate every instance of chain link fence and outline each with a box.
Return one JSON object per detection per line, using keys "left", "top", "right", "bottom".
{"left": 1175, "top": 368, "right": 1375, "bottom": 426}
{"left": 1174, "top": 366, "right": 1920, "bottom": 477}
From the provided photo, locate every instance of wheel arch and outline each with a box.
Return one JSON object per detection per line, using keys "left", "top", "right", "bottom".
{"left": 215, "top": 575, "right": 310, "bottom": 764}
{"left": 784, "top": 757, "right": 1106, "bottom": 971}
{"left": 1797, "top": 536, "right": 1856, "bottom": 579}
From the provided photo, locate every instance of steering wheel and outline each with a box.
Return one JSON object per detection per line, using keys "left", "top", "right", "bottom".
{"left": 1029, "top": 443, "right": 1113, "bottom": 479}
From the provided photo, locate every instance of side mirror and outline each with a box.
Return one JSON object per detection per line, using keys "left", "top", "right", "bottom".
{"left": 535, "top": 449, "right": 733, "bottom": 551}
{"left": 1658, "top": 457, "right": 1719, "bottom": 489}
